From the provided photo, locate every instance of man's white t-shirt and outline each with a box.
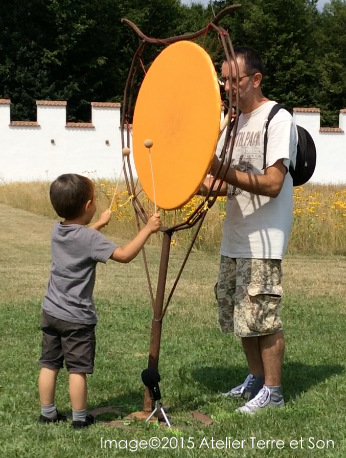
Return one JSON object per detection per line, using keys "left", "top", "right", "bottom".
{"left": 218, "top": 101, "right": 297, "bottom": 260}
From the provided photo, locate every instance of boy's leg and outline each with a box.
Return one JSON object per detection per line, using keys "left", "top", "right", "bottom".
{"left": 63, "top": 323, "right": 96, "bottom": 428}
{"left": 69, "top": 372, "right": 87, "bottom": 411}
{"left": 38, "top": 367, "right": 59, "bottom": 405}
{"left": 69, "top": 372, "right": 95, "bottom": 427}
{"left": 38, "top": 367, "right": 63, "bottom": 421}
{"left": 38, "top": 312, "right": 66, "bottom": 422}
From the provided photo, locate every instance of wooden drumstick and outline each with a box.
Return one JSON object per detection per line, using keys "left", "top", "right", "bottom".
{"left": 109, "top": 147, "right": 130, "bottom": 211}
{"left": 122, "top": 146, "right": 131, "bottom": 156}
{"left": 219, "top": 113, "right": 229, "bottom": 136}
{"left": 144, "top": 139, "right": 157, "bottom": 212}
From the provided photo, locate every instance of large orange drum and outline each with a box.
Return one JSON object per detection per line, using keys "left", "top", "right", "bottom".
{"left": 132, "top": 41, "right": 221, "bottom": 210}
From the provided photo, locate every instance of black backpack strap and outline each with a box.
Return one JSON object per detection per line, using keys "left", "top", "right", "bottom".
{"left": 263, "top": 103, "right": 284, "bottom": 170}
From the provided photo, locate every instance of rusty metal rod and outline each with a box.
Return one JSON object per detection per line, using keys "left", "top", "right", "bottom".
{"left": 144, "top": 230, "right": 172, "bottom": 411}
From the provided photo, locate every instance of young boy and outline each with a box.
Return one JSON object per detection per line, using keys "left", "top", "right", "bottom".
{"left": 38, "top": 173, "right": 160, "bottom": 428}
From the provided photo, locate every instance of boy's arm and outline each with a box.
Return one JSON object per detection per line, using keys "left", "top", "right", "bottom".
{"left": 110, "top": 213, "right": 160, "bottom": 263}
{"left": 89, "top": 210, "right": 111, "bottom": 231}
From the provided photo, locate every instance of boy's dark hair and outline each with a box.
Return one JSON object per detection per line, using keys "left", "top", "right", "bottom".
{"left": 233, "top": 46, "right": 264, "bottom": 78}
{"left": 50, "top": 174, "right": 94, "bottom": 219}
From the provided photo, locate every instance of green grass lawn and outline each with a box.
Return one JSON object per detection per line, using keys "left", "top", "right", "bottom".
{"left": 0, "top": 204, "right": 345, "bottom": 457}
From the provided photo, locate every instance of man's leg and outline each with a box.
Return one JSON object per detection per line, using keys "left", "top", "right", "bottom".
{"left": 241, "top": 331, "right": 285, "bottom": 387}
{"left": 240, "top": 337, "right": 265, "bottom": 398}
{"left": 237, "top": 333, "right": 285, "bottom": 413}
{"left": 259, "top": 330, "right": 285, "bottom": 386}
{"left": 236, "top": 259, "right": 285, "bottom": 411}
{"left": 241, "top": 336, "right": 264, "bottom": 377}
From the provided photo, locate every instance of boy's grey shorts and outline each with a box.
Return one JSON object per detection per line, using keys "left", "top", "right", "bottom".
{"left": 215, "top": 256, "right": 283, "bottom": 338}
{"left": 39, "top": 310, "right": 96, "bottom": 373}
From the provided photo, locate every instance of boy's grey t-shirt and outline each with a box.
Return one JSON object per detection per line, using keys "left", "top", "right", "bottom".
{"left": 42, "top": 223, "right": 117, "bottom": 325}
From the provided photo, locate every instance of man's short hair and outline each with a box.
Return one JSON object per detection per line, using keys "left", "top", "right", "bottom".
{"left": 50, "top": 174, "right": 94, "bottom": 219}
{"left": 233, "top": 46, "right": 264, "bottom": 76}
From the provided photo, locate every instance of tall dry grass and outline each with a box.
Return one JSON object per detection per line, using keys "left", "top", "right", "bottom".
{"left": 0, "top": 180, "right": 345, "bottom": 255}
{"left": 289, "top": 184, "right": 346, "bottom": 256}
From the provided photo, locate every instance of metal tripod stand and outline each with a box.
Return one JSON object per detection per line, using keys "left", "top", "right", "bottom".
{"left": 145, "top": 400, "right": 171, "bottom": 427}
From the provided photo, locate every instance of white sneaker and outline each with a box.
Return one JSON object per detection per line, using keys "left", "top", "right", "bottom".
{"left": 237, "top": 386, "right": 284, "bottom": 414}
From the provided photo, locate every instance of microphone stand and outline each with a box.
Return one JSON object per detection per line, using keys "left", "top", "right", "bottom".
{"left": 146, "top": 400, "right": 171, "bottom": 427}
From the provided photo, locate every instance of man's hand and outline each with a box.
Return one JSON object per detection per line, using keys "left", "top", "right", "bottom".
{"left": 199, "top": 173, "right": 227, "bottom": 196}
{"left": 210, "top": 155, "right": 221, "bottom": 176}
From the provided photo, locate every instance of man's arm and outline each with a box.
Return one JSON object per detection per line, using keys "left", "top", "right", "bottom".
{"left": 211, "top": 156, "right": 287, "bottom": 198}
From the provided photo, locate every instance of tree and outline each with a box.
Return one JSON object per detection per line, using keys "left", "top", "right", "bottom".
{"left": 312, "top": 0, "right": 346, "bottom": 124}
{"left": 0, "top": 0, "right": 344, "bottom": 124}
{"left": 0, "top": 0, "right": 185, "bottom": 121}
{"left": 208, "top": 1, "right": 322, "bottom": 108}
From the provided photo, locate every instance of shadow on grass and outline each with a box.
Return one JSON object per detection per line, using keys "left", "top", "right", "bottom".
{"left": 191, "top": 361, "right": 344, "bottom": 401}
{"left": 86, "top": 362, "right": 344, "bottom": 421}
{"left": 88, "top": 391, "right": 145, "bottom": 422}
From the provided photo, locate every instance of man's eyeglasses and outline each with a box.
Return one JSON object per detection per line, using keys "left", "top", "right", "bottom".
{"left": 219, "top": 73, "right": 256, "bottom": 87}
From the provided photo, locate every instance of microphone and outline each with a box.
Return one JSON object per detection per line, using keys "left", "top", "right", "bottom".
{"left": 141, "top": 368, "right": 161, "bottom": 401}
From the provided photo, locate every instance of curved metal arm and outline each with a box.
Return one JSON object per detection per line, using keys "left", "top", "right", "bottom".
{"left": 119, "top": 9, "right": 242, "bottom": 412}
{"left": 121, "top": 4, "right": 242, "bottom": 45}
{"left": 121, "top": 6, "right": 240, "bottom": 233}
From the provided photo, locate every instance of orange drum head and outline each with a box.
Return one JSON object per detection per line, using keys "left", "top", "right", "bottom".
{"left": 132, "top": 41, "right": 221, "bottom": 210}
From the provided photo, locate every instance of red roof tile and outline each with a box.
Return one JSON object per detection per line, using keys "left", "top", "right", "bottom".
{"left": 319, "top": 127, "right": 344, "bottom": 133}
{"left": 66, "top": 122, "right": 94, "bottom": 129}
{"left": 36, "top": 100, "right": 67, "bottom": 106}
{"left": 293, "top": 107, "right": 320, "bottom": 113}
{"left": 10, "top": 121, "right": 40, "bottom": 127}
{"left": 91, "top": 102, "right": 121, "bottom": 108}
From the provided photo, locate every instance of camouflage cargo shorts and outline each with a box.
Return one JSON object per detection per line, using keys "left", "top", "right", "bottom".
{"left": 215, "top": 256, "right": 283, "bottom": 337}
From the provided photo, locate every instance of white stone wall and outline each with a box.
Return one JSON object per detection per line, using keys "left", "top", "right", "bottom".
{"left": 0, "top": 99, "right": 133, "bottom": 183}
{"left": 0, "top": 99, "right": 345, "bottom": 184}
{"left": 293, "top": 108, "right": 346, "bottom": 185}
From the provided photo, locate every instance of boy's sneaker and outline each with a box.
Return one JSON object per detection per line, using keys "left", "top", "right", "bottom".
{"left": 237, "top": 386, "right": 284, "bottom": 414}
{"left": 38, "top": 411, "right": 67, "bottom": 424}
{"left": 72, "top": 414, "right": 95, "bottom": 429}
{"left": 221, "top": 374, "right": 263, "bottom": 400}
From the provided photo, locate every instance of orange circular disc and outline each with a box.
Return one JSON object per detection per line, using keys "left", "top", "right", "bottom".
{"left": 132, "top": 41, "right": 221, "bottom": 210}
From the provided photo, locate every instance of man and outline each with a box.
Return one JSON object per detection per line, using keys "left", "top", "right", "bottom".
{"left": 206, "top": 47, "right": 297, "bottom": 414}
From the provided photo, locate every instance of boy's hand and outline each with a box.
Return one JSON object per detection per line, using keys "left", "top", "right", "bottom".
{"left": 110, "top": 211, "right": 160, "bottom": 263}
{"left": 90, "top": 209, "right": 111, "bottom": 230}
{"left": 147, "top": 212, "right": 161, "bottom": 233}
{"left": 98, "top": 209, "right": 112, "bottom": 227}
